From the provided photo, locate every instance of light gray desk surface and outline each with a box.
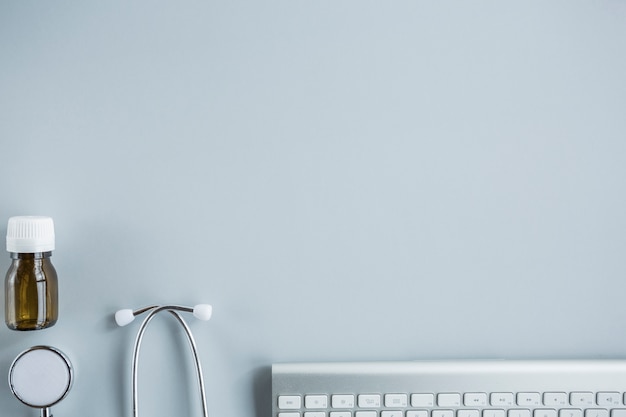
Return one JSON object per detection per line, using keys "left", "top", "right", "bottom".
{"left": 1, "top": 2, "right": 625, "bottom": 416}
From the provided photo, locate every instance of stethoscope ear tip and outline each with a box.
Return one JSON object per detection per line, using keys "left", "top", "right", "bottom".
{"left": 193, "top": 304, "right": 212, "bottom": 321}
{"left": 115, "top": 309, "right": 135, "bottom": 327}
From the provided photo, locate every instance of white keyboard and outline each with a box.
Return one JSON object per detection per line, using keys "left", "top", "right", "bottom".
{"left": 272, "top": 360, "right": 626, "bottom": 417}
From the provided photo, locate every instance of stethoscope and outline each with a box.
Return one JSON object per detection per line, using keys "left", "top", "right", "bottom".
{"left": 8, "top": 303, "right": 212, "bottom": 417}
{"left": 115, "top": 303, "right": 213, "bottom": 417}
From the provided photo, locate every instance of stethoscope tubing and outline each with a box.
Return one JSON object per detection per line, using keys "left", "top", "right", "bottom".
{"left": 130, "top": 305, "right": 209, "bottom": 417}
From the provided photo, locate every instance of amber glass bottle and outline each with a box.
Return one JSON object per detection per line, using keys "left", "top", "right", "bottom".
{"left": 5, "top": 216, "right": 58, "bottom": 331}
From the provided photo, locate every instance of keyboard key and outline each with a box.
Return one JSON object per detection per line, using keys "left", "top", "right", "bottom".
{"left": 459, "top": 410, "right": 481, "bottom": 417}
{"left": 385, "top": 394, "right": 408, "bottom": 408}
{"left": 586, "top": 409, "right": 609, "bottom": 417}
{"left": 279, "top": 396, "right": 302, "bottom": 409}
{"left": 491, "top": 393, "right": 515, "bottom": 406}
{"left": 332, "top": 395, "right": 355, "bottom": 409}
{"left": 330, "top": 413, "right": 351, "bottom": 417}
{"left": 407, "top": 411, "right": 429, "bottom": 417}
{"left": 433, "top": 410, "right": 454, "bottom": 417}
{"left": 544, "top": 393, "right": 568, "bottom": 406}
{"left": 518, "top": 393, "right": 541, "bottom": 406}
{"left": 304, "top": 413, "right": 325, "bottom": 417}
{"left": 356, "top": 412, "right": 377, "bottom": 417}
{"left": 509, "top": 409, "right": 531, "bottom": 417}
{"left": 279, "top": 413, "right": 300, "bottom": 417}
{"left": 412, "top": 393, "right": 435, "bottom": 407}
{"left": 358, "top": 394, "right": 381, "bottom": 408}
{"left": 439, "top": 393, "right": 462, "bottom": 406}
{"left": 306, "top": 395, "right": 328, "bottom": 409}
{"left": 381, "top": 412, "right": 403, "bottom": 417}
{"left": 611, "top": 411, "right": 626, "bottom": 417}
{"left": 570, "top": 392, "right": 594, "bottom": 406}
{"left": 484, "top": 410, "right": 506, "bottom": 417}
{"left": 534, "top": 409, "right": 557, "bottom": 417}
{"left": 465, "top": 393, "right": 488, "bottom": 406}
{"left": 559, "top": 409, "right": 583, "bottom": 417}
{"left": 598, "top": 392, "right": 622, "bottom": 406}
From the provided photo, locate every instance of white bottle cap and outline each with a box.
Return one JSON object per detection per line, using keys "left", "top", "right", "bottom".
{"left": 6, "top": 216, "right": 55, "bottom": 253}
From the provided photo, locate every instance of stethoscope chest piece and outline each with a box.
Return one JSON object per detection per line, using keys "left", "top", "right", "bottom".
{"left": 8, "top": 345, "right": 73, "bottom": 417}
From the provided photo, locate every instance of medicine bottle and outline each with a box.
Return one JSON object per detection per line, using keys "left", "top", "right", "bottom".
{"left": 5, "top": 216, "right": 58, "bottom": 331}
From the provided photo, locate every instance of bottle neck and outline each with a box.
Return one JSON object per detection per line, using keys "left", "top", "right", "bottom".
{"left": 9, "top": 252, "right": 52, "bottom": 260}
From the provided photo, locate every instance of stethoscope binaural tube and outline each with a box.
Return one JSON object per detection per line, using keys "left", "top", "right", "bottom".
{"left": 116, "top": 304, "right": 212, "bottom": 417}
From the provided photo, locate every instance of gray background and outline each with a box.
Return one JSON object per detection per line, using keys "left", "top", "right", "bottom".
{"left": 1, "top": 1, "right": 626, "bottom": 416}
